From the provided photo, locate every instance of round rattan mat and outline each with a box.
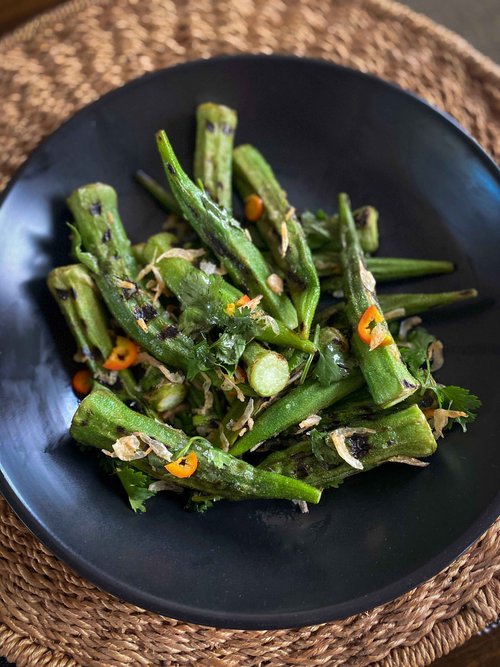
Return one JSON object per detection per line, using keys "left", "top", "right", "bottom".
{"left": 0, "top": 1, "right": 499, "bottom": 665}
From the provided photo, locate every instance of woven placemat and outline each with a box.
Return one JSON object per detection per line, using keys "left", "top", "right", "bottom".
{"left": 0, "top": 1, "right": 499, "bottom": 665}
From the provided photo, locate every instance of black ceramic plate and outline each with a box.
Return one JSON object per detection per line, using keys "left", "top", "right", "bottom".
{"left": 0, "top": 55, "right": 499, "bottom": 630}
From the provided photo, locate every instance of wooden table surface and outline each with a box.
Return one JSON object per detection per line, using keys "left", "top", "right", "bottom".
{"left": 0, "top": 1, "right": 498, "bottom": 666}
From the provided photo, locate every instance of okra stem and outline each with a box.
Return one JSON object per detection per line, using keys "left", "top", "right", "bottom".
{"left": 241, "top": 342, "right": 290, "bottom": 397}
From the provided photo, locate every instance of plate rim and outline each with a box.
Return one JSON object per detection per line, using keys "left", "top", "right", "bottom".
{"left": 0, "top": 53, "right": 499, "bottom": 630}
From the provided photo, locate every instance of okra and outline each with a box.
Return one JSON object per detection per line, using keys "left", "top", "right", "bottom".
{"left": 156, "top": 131, "right": 298, "bottom": 330}
{"left": 259, "top": 405, "right": 436, "bottom": 488}
{"left": 301, "top": 206, "right": 379, "bottom": 254}
{"left": 141, "top": 233, "right": 314, "bottom": 354}
{"left": 339, "top": 193, "right": 419, "bottom": 407}
{"left": 67, "top": 183, "right": 194, "bottom": 370}
{"left": 229, "top": 371, "right": 364, "bottom": 457}
{"left": 71, "top": 386, "right": 322, "bottom": 503}
{"left": 194, "top": 103, "right": 237, "bottom": 213}
{"left": 233, "top": 144, "right": 320, "bottom": 338}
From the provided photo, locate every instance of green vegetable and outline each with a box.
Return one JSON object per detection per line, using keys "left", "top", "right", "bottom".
{"left": 339, "top": 193, "right": 419, "bottom": 407}
{"left": 134, "top": 169, "right": 183, "bottom": 217}
{"left": 259, "top": 405, "right": 436, "bottom": 488}
{"left": 156, "top": 131, "right": 298, "bottom": 330}
{"left": 140, "top": 233, "right": 314, "bottom": 354}
{"left": 67, "top": 183, "right": 194, "bottom": 370}
{"left": 229, "top": 371, "right": 364, "bottom": 457}
{"left": 116, "top": 466, "right": 156, "bottom": 513}
{"left": 320, "top": 257, "right": 455, "bottom": 291}
{"left": 315, "top": 289, "right": 478, "bottom": 327}
{"left": 71, "top": 386, "right": 322, "bottom": 504}
{"left": 194, "top": 102, "right": 237, "bottom": 213}
{"left": 233, "top": 144, "right": 320, "bottom": 338}
{"left": 47, "top": 263, "right": 138, "bottom": 398}
{"left": 242, "top": 341, "right": 290, "bottom": 397}
{"left": 301, "top": 206, "right": 379, "bottom": 254}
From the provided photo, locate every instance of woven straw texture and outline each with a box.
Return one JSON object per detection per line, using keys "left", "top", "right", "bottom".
{"left": 0, "top": 0, "right": 499, "bottom": 665}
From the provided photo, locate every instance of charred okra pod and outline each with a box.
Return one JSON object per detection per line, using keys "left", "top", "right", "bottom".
{"left": 259, "top": 405, "right": 436, "bottom": 488}
{"left": 194, "top": 103, "right": 237, "bottom": 213}
{"left": 229, "top": 371, "right": 364, "bottom": 457}
{"left": 233, "top": 144, "right": 320, "bottom": 338}
{"left": 67, "top": 183, "right": 194, "bottom": 370}
{"left": 71, "top": 386, "right": 322, "bottom": 504}
{"left": 339, "top": 193, "right": 419, "bottom": 407}
{"left": 141, "top": 233, "right": 314, "bottom": 354}
{"left": 47, "top": 264, "right": 138, "bottom": 398}
{"left": 156, "top": 131, "right": 298, "bottom": 330}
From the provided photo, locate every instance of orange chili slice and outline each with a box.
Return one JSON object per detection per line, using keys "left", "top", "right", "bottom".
{"left": 103, "top": 336, "right": 139, "bottom": 371}
{"left": 165, "top": 451, "right": 198, "bottom": 478}
{"left": 244, "top": 194, "right": 264, "bottom": 222}
{"left": 357, "top": 305, "right": 392, "bottom": 349}
{"left": 72, "top": 369, "right": 93, "bottom": 395}
{"left": 235, "top": 294, "right": 251, "bottom": 308}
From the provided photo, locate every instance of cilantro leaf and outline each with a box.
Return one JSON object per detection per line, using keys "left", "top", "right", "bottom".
{"left": 116, "top": 466, "right": 156, "bottom": 513}
{"left": 431, "top": 385, "right": 481, "bottom": 432}
{"left": 399, "top": 326, "right": 436, "bottom": 375}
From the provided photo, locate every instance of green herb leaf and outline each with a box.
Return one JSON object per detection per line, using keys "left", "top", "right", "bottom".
{"left": 399, "top": 326, "right": 436, "bottom": 375}
{"left": 431, "top": 385, "right": 481, "bottom": 431}
{"left": 116, "top": 466, "right": 156, "bottom": 513}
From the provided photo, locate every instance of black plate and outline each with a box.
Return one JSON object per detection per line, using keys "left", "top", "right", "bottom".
{"left": 0, "top": 55, "right": 499, "bottom": 630}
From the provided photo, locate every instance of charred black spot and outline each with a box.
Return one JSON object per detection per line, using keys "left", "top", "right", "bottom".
{"left": 167, "top": 163, "right": 175, "bottom": 175}
{"left": 55, "top": 288, "right": 70, "bottom": 300}
{"left": 295, "top": 463, "right": 309, "bottom": 480}
{"left": 420, "top": 391, "right": 435, "bottom": 408}
{"left": 133, "top": 304, "right": 157, "bottom": 322}
{"left": 121, "top": 282, "right": 138, "bottom": 300}
{"left": 116, "top": 425, "right": 127, "bottom": 436}
{"left": 221, "top": 123, "right": 234, "bottom": 135}
{"left": 69, "top": 288, "right": 77, "bottom": 299}
{"left": 402, "top": 379, "right": 417, "bottom": 389}
{"left": 353, "top": 208, "right": 369, "bottom": 229}
{"left": 102, "top": 228, "right": 111, "bottom": 243}
{"left": 349, "top": 434, "right": 371, "bottom": 459}
{"left": 89, "top": 202, "right": 102, "bottom": 216}
{"left": 157, "top": 325, "right": 178, "bottom": 340}
{"left": 204, "top": 230, "right": 249, "bottom": 276}
{"left": 286, "top": 268, "right": 307, "bottom": 290}
{"left": 206, "top": 120, "right": 215, "bottom": 132}
{"left": 387, "top": 438, "right": 396, "bottom": 447}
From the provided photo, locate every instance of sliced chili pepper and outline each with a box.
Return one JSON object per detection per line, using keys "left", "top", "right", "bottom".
{"left": 357, "top": 305, "right": 392, "bottom": 349}
{"left": 103, "top": 336, "right": 139, "bottom": 370}
{"left": 235, "top": 294, "right": 251, "bottom": 308}
{"left": 234, "top": 366, "right": 247, "bottom": 384}
{"left": 244, "top": 194, "right": 264, "bottom": 222}
{"left": 72, "top": 369, "right": 93, "bottom": 395}
{"left": 165, "top": 451, "right": 198, "bottom": 478}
